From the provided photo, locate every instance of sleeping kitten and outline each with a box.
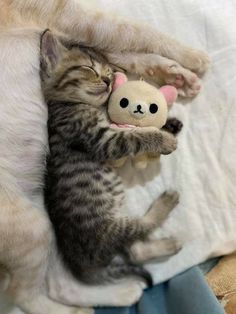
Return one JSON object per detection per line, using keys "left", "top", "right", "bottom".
{"left": 41, "top": 30, "right": 180, "bottom": 286}
{"left": 0, "top": 1, "right": 210, "bottom": 312}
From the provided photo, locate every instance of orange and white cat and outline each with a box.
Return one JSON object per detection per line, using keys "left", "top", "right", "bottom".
{"left": 0, "top": 1, "right": 210, "bottom": 314}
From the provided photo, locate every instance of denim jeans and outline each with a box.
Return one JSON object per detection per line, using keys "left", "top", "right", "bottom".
{"left": 95, "top": 267, "right": 225, "bottom": 314}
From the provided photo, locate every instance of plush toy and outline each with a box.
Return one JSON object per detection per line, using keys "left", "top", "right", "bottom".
{"left": 108, "top": 72, "right": 178, "bottom": 169}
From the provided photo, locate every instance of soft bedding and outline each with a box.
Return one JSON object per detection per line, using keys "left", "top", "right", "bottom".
{"left": 1, "top": 0, "right": 236, "bottom": 313}
{"left": 96, "top": 266, "right": 224, "bottom": 314}
{"left": 87, "top": 0, "right": 236, "bottom": 284}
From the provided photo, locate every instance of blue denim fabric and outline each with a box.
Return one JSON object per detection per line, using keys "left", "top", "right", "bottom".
{"left": 95, "top": 267, "right": 225, "bottom": 314}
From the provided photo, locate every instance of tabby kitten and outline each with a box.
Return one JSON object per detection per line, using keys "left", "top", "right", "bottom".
{"left": 41, "top": 30, "right": 179, "bottom": 285}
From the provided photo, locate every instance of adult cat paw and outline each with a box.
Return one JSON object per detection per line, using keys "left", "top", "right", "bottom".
{"left": 144, "top": 56, "right": 202, "bottom": 98}
{"left": 179, "top": 48, "right": 211, "bottom": 76}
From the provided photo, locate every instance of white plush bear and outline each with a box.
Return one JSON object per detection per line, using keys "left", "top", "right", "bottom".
{"left": 108, "top": 73, "right": 178, "bottom": 169}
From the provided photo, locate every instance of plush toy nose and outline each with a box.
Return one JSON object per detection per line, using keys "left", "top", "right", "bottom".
{"left": 129, "top": 102, "right": 147, "bottom": 119}
{"left": 134, "top": 104, "right": 145, "bottom": 114}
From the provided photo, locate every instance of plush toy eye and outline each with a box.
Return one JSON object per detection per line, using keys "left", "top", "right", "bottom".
{"left": 120, "top": 98, "right": 129, "bottom": 108}
{"left": 149, "top": 103, "right": 158, "bottom": 114}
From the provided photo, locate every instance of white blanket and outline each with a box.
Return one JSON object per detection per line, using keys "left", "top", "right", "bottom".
{"left": 1, "top": 0, "right": 236, "bottom": 313}
{"left": 87, "top": 0, "right": 236, "bottom": 284}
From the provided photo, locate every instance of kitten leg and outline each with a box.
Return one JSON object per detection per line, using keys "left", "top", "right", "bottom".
{"left": 48, "top": 253, "right": 144, "bottom": 307}
{"left": 131, "top": 190, "right": 180, "bottom": 239}
{"left": 48, "top": 192, "right": 179, "bottom": 305}
{"left": 144, "top": 191, "right": 179, "bottom": 228}
{"left": 8, "top": 0, "right": 210, "bottom": 76}
{"left": 83, "top": 127, "right": 178, "bottom": 162}
{"left": 107, "top": 52, "right": 202, "bottom": 97}
{"left": 126, "top": 191, "right": 181, "bottom": 262}
{"left": 69, "top": 118, "right": 177, "bottom": 161}
{"left": 102, "top": 191, "right": 179, "bottom": 250}
{"left": 129, "top": 239, "right": 181, "bottom": 264}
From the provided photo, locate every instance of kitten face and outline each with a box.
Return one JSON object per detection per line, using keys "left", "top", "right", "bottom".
{"left": 40, "top": 30, "right": 114, "bottom": 106}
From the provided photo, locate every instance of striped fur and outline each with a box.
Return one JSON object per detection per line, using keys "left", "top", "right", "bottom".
{"left": 41, "top": 31, "right": 178, "bottom": 285}
{"left": 0, "top": 1, "right": 210, "bottom": 311}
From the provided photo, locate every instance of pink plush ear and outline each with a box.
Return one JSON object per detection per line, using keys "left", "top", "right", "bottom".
{"left": 159, "top": 85, "right": 178, "bottom": 106}
{"left": 112, "top": 72, "right": 128, "bottom": 91}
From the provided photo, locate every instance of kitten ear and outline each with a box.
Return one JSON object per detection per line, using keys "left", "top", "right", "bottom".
{"left": 40, "top": 29, "right": 65, "bottom": 74}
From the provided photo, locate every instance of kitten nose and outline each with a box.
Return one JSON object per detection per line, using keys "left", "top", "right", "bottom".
{"left": 102, "top": 76, "right": 111, "bottom": 87}
{"left": 137, "top": 105, "right": 142, "bottom": 111}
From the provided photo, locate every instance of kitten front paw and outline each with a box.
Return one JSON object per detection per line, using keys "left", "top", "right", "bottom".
{"left": 159, "top": 131, "right": 177, "bottom": 155}
{"left": 162, "top": 118, "right": 183, "bottom": 136}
